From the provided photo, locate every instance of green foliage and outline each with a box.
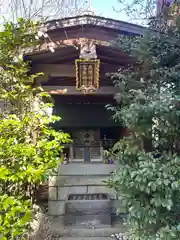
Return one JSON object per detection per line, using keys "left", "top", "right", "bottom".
{"left": 0, "top": 19, "right": 70, "bottom": 239}
{"left": 107, "top": 20, "right": 180, "bottom": 239}
{"left": 0, "top": 195, "right": 31, "bottom": 240}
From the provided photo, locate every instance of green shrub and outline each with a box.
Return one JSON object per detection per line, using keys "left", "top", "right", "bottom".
{"left": 0, "top": 19, "right": 70, "bottom": 239}
{"left": 107, "top": 19, "right": 180, "bottom": 239}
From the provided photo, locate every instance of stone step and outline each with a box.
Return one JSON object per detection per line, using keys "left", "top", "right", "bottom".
{"left": 51, "top": 225, "right": 125, "bottom": 238}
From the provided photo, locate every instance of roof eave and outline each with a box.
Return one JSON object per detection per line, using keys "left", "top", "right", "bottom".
{"left": 45, "top": 14, "right": 146, "bottom": 36}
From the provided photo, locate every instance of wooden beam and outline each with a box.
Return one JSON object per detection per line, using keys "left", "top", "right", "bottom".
{"left": 34, "top": 64, "right": 120, "bottom": 81}
{"left": 27, "top": 46, "right": 78, "bottom": 63}
{"left": 35, "top": 64, "right": 75, "bottom": 76}
{"left": 42, "top": 86, "right": 117, "bottom": 95}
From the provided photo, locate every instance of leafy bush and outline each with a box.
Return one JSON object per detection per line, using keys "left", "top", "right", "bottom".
{"left": 107, "top": 19, "right": 180, "bottom": 239}
{"left": 0, "top": 19, "right": 70, "bottom": 239}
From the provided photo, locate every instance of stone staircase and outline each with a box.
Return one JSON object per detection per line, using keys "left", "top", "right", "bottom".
{"left": 48, "top": 163, "right": 126, "bottom": 240}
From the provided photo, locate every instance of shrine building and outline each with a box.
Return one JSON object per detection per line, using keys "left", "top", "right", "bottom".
{"left": 27, "top": 15, "right": 144, "bottom": 163}
{"left": 27, "top": 14, "right": 145, "bottom": 231}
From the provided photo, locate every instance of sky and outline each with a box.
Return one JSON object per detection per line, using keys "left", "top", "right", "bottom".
{"left": 92, "top": 0, "right": 129, "bottom": 21}
{"left": 0, "top": 0, "right": 130, "bottom": 23}
{"left": 0, "top": 0, "right": 146, "bottom": 25}
{"left": 91, "top": 0, "right": 146, "bottom": 25}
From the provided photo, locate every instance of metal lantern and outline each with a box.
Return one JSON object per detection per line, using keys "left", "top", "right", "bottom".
{"left": 75, "top": 59, "right": 100, "bottom": 93}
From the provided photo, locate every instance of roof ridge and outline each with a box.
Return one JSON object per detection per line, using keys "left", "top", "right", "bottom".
{"left": 45, "top": 14, "right": 145, "bottom": 36}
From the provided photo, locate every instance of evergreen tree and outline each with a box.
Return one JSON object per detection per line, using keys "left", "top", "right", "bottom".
{"left": 107, "top": 18, "right": 180, "bottom": 239}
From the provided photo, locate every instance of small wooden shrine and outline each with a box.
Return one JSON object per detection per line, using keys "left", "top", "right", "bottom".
{"left": 27, "top": 14, "right": 144, "bottom": 132}
{"left": 27, "top": 15, "right": 144, "bottom": 162}
{"left": 26, "top": 15, "right": 145, "bottom": 225}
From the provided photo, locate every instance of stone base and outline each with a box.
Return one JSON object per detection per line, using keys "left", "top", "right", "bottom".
{"left": 65, "top": 195, "right": 111, "bottom": 227}
{"left": 50, "top": 218, "right": 125, "bottom": 238}
{"left": 48, "top": 163, "right": 126, "bottom": 235}
{"left": 65, "top": 214, "right": 111, "bottom": 228}
{"left": 48, "top": 163, "right": 118, "bottom": 217}
{"left": 49, "top": 215, "right": 126, "bottom": 240}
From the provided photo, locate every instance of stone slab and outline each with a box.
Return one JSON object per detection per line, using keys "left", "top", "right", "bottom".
{"left": 58, "top": 186, "right": 87, "bottom": 200}
{"left": 65, "top": 214, "right": 111, "bottom": 228}
{"left": 48, "top": 199, "right": 126, "bottom": 216}
{"left": 49, "top": 176, "right": 108, "bottom": 187}
{"left": 58, "top": 163, "right": 117, "bottom": 176}
{"left": 49, "top": 186, "right": 58, "bottom": 200}
{"left": 48, "top": 200, "right": 65, "bottom": 215}
{"left": 50, "top": 224, "right": 125, "bottom": 237}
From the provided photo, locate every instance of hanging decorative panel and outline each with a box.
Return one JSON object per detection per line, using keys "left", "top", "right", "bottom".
{"left": 75, "top": 59, "right": 100, "bottom": 93}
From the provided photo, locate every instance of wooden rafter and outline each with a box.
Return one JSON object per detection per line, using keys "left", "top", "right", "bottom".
{"left": 43, "top": 86, "right": 117, "bottom": 95}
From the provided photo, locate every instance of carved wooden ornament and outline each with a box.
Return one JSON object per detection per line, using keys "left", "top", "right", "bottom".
{"left": 75, "top": 39, "right": 100, "bottom": 93}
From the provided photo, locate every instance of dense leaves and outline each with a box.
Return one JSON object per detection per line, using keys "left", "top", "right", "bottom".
{"left": 107, "top": 19, "right": 180, "bottom": 239}
{"left": 0, "top": 19, "right": 70, "bottom": 239}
